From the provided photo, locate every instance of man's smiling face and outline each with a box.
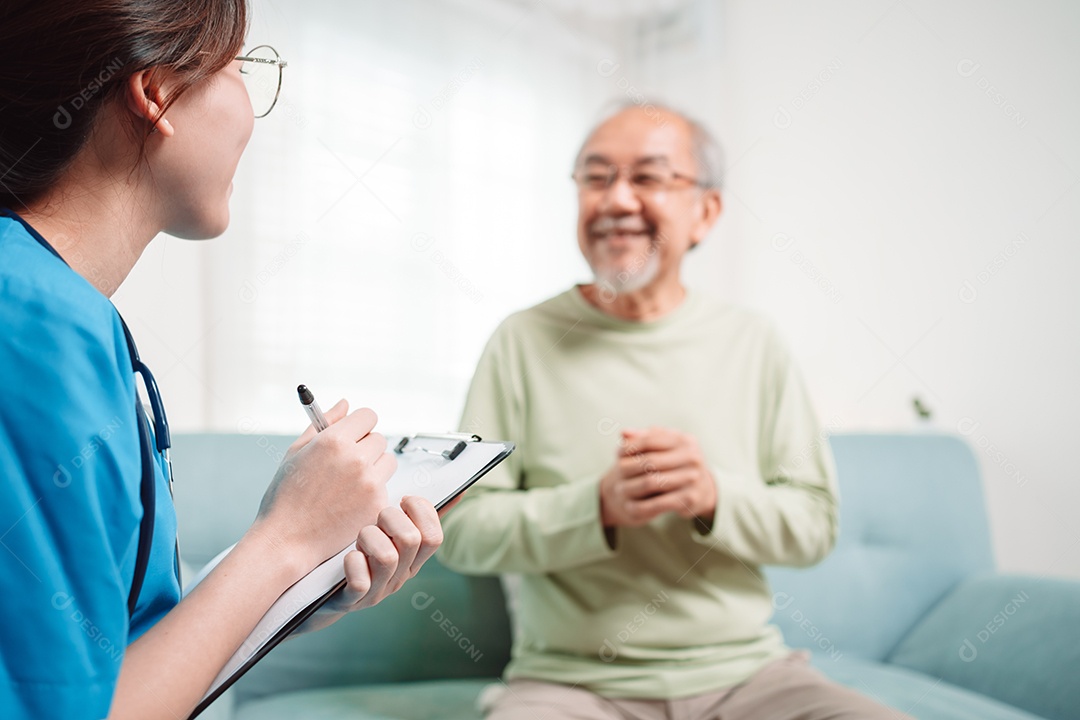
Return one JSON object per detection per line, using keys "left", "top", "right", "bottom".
{"left": 574, "top": 107, "right": 712, "bottom": 294}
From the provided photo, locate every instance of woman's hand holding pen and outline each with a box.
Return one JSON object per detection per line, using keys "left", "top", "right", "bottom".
{"left": 248, "top": 398, "right": 395, "bottom": 580}
{"left": 248, "top": 393, "right": 452, "bottom": 619}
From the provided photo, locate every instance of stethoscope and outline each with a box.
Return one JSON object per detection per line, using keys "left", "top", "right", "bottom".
{"left": 1, "top": 207, "right": 176, "bottom": 616}
{"left": 119, "top": 314, "right": 176, "bottom": 615}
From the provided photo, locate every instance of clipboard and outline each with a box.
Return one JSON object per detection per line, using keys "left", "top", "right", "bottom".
{"left": 189, "top": 433, "right": 514, "bottom": 719}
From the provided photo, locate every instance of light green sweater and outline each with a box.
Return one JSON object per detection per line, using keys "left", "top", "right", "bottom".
{"left": 440, "top": 287, "right": 838, "bottom": 699}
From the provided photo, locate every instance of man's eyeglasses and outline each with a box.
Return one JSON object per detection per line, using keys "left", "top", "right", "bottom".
{"left": 571, "top": 162, "right": 705, "bottom": 195}
{"left": 236, "top": 44, "right": 287, "bottom": 118}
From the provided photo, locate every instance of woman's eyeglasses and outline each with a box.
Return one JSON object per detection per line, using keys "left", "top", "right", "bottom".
{"left": 236, "top": 44, "right": 288, "bottom": 118}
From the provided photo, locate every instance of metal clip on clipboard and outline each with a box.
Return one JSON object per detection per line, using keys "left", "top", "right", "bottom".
{"left": 393, "top": 432, "right": 483, "bottom": 461}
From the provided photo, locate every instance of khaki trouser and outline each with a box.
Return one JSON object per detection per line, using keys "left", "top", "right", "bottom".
{"left": 482, "top": 652, "right": 913, "bottom": 720}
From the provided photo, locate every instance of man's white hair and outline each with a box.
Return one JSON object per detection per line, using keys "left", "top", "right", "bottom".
{"left": 574, "top": 99, "right": 726, "bottom": 190}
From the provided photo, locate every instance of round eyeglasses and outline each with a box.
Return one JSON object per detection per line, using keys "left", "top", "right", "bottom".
{"left": 236, "top": 44, "right": 288, "bottom": 118}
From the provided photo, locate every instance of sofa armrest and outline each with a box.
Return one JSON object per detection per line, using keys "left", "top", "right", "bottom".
{"left": 887, "top": 573, "right": 1080, "bottom": 720}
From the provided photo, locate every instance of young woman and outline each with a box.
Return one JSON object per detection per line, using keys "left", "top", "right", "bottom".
{"left": 0, "top": 2, "right": 444, "bottom": 718}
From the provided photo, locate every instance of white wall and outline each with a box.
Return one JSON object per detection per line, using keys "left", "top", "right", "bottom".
{"left": 634, "top": 0, "right": 1080, "bottom": 578}
{"left": 115, "top": 0, "right": 1080, "bottom": 578}
{"left": 114, "top": 0, "right": 612, "bottom": 435}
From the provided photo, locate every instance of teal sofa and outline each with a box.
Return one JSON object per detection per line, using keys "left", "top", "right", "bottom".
{"left": 173, "top": 433, "right": 1080, "bottom": 720}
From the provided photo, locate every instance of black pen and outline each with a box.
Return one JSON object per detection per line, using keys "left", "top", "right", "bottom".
{"left": 297, "top": 384, "right": 329, "bottom": 432}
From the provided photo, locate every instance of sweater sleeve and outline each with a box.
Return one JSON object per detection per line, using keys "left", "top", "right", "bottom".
{"left": 691, "top": 325, "right": 839, "bottom": 568}
{"left": 438, "top": 321, "right": 617, "bottom": 575}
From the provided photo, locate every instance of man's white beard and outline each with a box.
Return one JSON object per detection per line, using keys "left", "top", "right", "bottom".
{"left": 593, "top": 246, "right": 662, "bottom": 295}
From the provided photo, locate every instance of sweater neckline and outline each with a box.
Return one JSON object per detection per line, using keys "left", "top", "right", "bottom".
{"left": 566, "top": 284, "right": 699, "bottom": 332}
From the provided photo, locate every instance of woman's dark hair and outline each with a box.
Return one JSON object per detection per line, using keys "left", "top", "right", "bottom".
{"left": 0, "top": 0, "right": 249, "bottom": 210}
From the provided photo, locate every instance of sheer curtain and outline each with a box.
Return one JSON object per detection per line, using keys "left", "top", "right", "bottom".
{"left": 116, "top": 0, "right": 633, "bottom": 435}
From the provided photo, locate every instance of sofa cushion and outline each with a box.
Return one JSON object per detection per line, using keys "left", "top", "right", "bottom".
{"left": 233, "top": 657, "right": 1046, "bottom": 720}
{"left": 888, "top": 574, "right": 1080, "bottom": 720}
{"left": 767, "top": 434, "right": 994, "bottom": 662}
{"left": 233, "top": 679, "right": 493, "bottom": 720}
{"left": 814, "top": 655, "right": 1045, "bottom": 720}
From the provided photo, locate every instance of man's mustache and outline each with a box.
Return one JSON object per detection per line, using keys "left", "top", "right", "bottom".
{"left": 588, "top": 216, "right": 653, "bottom": 236}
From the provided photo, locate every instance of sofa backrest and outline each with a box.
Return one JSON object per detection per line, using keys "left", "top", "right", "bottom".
{"left": 173, "top": 432, "right": 995, "bottom": 698}
{"left": 766, "top": 433, "right": 994, "bottom": 663}
{"left": 172, "top": 433, "right": 287, "bottom": 568}
{"left": 171, "top": 433, "right": 512, "bottom": 704}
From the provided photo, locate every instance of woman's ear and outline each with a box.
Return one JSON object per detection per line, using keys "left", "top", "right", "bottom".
{"left": 125, "top": 70, "right": 174, "bottom": 137}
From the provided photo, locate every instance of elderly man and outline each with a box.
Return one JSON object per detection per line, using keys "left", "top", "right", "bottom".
{"left": 439, "top": 103, "right": 905, "bottom": 719}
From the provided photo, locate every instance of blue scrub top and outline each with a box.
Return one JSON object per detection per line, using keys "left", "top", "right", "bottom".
{"left": 0, "top": 212, "right": 181, "bottom": 719}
